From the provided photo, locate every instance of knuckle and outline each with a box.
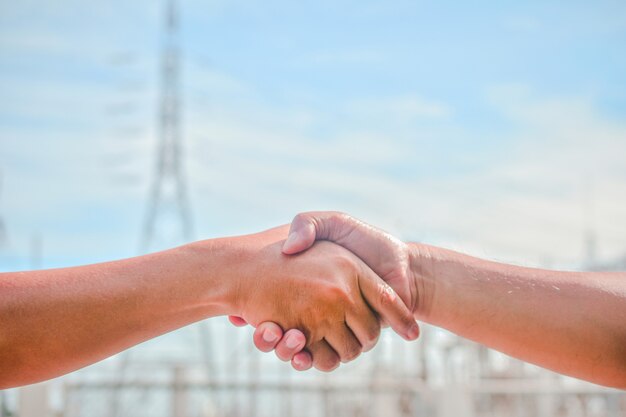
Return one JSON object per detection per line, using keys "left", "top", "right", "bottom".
{"left": 329, "top": 211, "right": 350, "bottom": 226}
{"left": 367, "top": 324, "right": 381, "bottom": 346}
{"left": 378, "top": 282, "right": 396, "bottom": 307}
{"left": 404, "top": 313, "right": 415, "bottom": 328}
{"left": 315, "top": 358, "right": 340, "bottom": 372}
{"left": 344, "top": 295, "right": 359, "bottom": 312}
{"left": 292, "top": 212, "right": 307, "bottom": 226}
{"left": 333, "top": 253, "right": 356, "bottom": 272}
{"left": 321, "top": 282, "right": 350, "bottom": 305}
{"left": 342, "top": 344, "right": 361, "bottom": 362}
{"left": 312, "top": 349, "right": 340, "bottom": 372}
{"left": 397, "top": 308, "right": 414, "bottom": 328}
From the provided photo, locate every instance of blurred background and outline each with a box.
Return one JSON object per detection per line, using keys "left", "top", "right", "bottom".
{"left": 1, "top": 0, "right": 625, "bottom": 416}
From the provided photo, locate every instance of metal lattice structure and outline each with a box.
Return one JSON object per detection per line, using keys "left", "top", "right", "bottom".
{"left": 141, "top": 0, "right": 192, "bottom": 252}
{"left": 104, "top": 2, "right": 216, "bottom": 416}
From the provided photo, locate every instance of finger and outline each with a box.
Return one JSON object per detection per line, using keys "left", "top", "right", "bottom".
{"left": 291, "top": 350, "right": 313, "bottom": 371}
{"left": 308, "top": 339, "right": 340, "bottom": 372}
{"left": 357, "top": 262, "right": 420, "bottom": 341}
{"left": 252, "top": 322, "right": 283, "bottom": 353}
{"left": 284, "top": 211, "right": 362, "bottom": 255}
{"left": 282, "top": 212, "right": 415, "bottom": 310}
{"left": 274, "top": 329, "right": 307, "bottom": 362}
{"left": 228, "top": 315, "right": 248, "bottom": 327}
{"left": 345, "top": 301, "right": 381, "bottom": 353}
{"left": 324, "top": 324, "right": 363, "bottom": 363}
{"left": 379, "top": 316, "right": 390, "bottom": 329}
{"left": 283, "top": 211, "right": 360, "bottom": 255}
{"left": 282, "top": 214, "right": 318, "bottom": 254}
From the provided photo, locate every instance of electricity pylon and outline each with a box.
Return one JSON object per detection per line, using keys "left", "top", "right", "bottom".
{"left": 109, "top": 2, "right": 199, "bottom": 416}
{"left": 140, "top": 0, "right": 192, "bottom": 252}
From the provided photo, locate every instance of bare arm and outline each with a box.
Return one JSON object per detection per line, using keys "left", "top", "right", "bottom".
{"left": 413, "top": 243, "right": 626, "bottom": 388}
{"left": 0, "top": 225, "right": 416, "bottom": 389}
{"left": 256, "top": 212, "right": 626, "bottom": 388}
{"left": 0, "top": 243, "right": 228, "bottom": 388}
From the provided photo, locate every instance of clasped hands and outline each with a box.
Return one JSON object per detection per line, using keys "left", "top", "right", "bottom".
{"left": 227, "top": 211, "right": 426, "bottom": 372}
{"left": 3, "top": 209, "right": 623, "bottom": 389}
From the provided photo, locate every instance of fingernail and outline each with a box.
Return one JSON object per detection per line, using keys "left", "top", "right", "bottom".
{"left": 293, "top": 356, "right": 303, "bottom": 367}
{"left": 285, "top": 333, "right": 300, "bottom": 349}
{"left": 407, "top": 323, "right": 420, "bottom": 340}
{"left": 284, "top": 232, "right": 298, "bottom": 249}
{"left": 263, "top": 328, "right": 279, "bottom": 343}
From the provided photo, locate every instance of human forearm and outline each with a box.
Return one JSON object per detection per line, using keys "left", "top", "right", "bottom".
{"left": 0, "top": 239, "right": 240, "bottom": 388}
{"left": 410, "top": 243, "right": 626, "bottom": 388}
{"left": 0, "top": 224, "right": 413, "bottom": 387}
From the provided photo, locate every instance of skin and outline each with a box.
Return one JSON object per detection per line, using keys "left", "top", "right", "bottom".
{"left": 0, "top": 225, "right": 419, "bottom": 389}
{"left": 240, "top": 212, "right": 626, "bottom": 389}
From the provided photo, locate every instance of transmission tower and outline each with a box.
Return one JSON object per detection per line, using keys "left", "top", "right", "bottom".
{"left": 137, "top": 0, "right": 216, "bottom": 412}
{"left": 109, "top": 2, "right": 210, "bottom": 415}
{"left": 140, "top": 0, "right": 192, "bottom": 252}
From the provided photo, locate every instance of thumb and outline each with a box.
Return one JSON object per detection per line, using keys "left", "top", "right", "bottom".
{"left": 282, "top": 214, "right": 318, "bottom": 254}
{"left": 282, "top": 211, "right": 356, "bottom": 255}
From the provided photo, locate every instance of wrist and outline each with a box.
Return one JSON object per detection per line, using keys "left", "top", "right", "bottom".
{"left": 408, "top": 243, "right": 481, "bottom": 329}
{"left": 182, "top": 236, "right": 250, "bottom": 317}
{"left": 407, "top": 242, "right": 441, "bottom": 323}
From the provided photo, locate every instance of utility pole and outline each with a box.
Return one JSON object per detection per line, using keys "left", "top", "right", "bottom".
{"left": 140, "top": 0, "right": 193, "bottom": 252}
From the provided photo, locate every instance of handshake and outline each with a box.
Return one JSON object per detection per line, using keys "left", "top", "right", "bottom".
{"left": 221, "top": 211, "right": 428, "bottom": 372}
{"left": 3, "top": 211, "right": 625, "bottom": 389}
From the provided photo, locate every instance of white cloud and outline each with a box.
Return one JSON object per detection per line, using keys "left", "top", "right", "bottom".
{"left": 182, "top": 83, "right": 626, "bottom": 269}
{"left": 1, "top": 1, "right": 625, "bottom": 272}
{"left": 3, "top": 56, "right": 626, "bottom": 271}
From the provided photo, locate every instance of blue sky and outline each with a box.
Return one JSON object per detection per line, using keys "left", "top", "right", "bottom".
{"left": 1, "top": 0, "right": 626, "bottom": 271}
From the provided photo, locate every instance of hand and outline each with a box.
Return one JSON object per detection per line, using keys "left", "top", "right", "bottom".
{"left": 230, "top": 213, "right": 423, "bottom": 369}
{"left": 231, "top": 225, "right": 419, "bottom": 371}
{"left": 284, "top": 212, "right": 417, "bottom": 310}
